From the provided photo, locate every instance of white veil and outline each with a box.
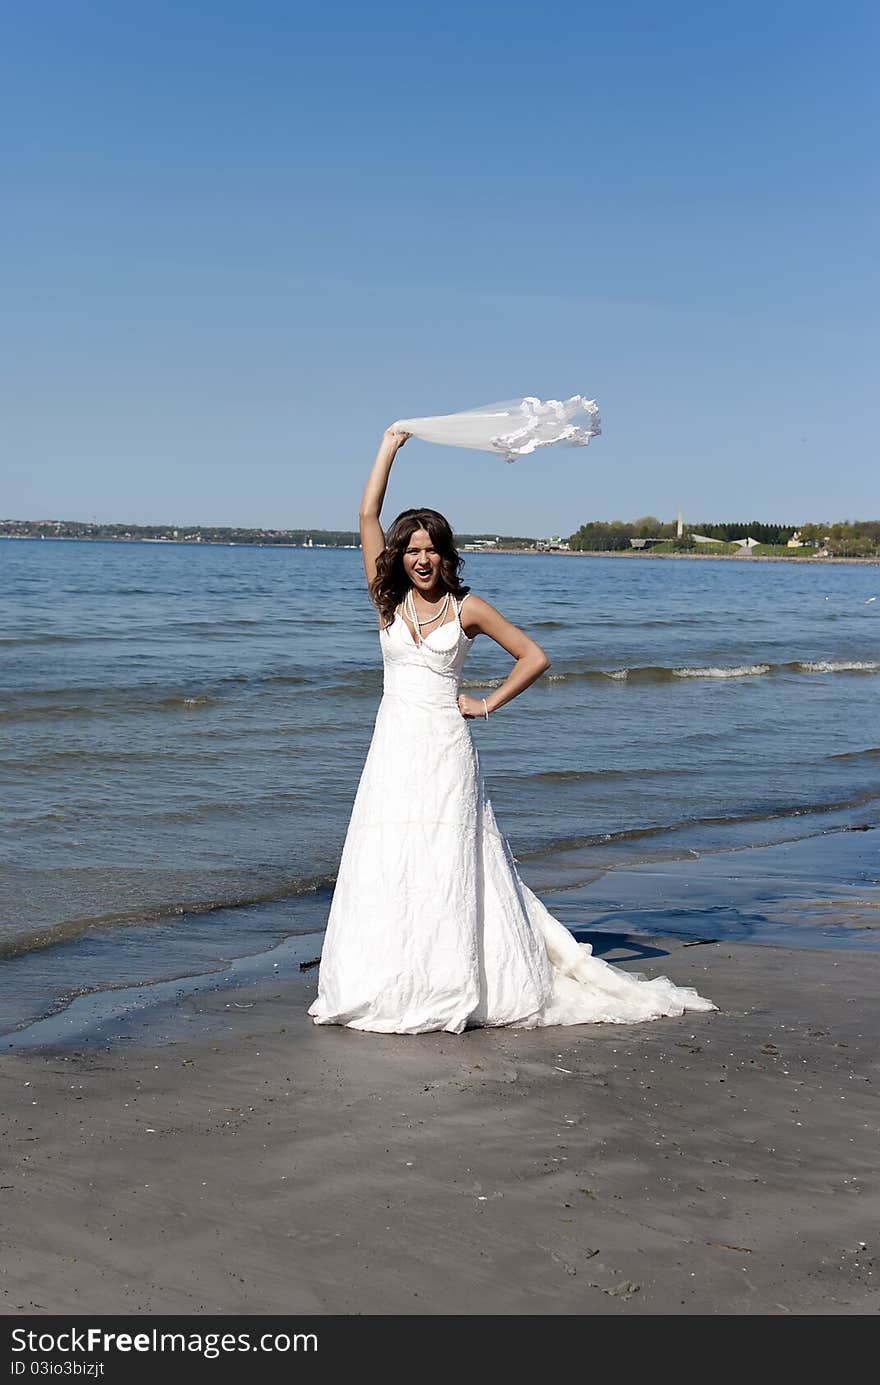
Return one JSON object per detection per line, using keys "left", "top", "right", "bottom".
{"left": 391, "top": 394, "right": 600, "bottom": 463}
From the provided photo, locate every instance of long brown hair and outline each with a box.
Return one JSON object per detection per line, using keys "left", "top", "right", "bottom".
{"left": 370, "top": 508, "right": 470, "bottom": 628}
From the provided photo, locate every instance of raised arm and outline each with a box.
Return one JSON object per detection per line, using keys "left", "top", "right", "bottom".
{"left": 359, "top": 427, "right": 411, "bottom": 591}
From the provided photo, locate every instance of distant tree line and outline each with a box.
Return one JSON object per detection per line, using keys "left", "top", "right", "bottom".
{"left": 0, "top": 519, "right": 366, "bottom": 545}
{"left": 685, "top": 521, "right": 794, "bottom": 543}
{"left": 797, "top": 522, "right": 880, "bottom": 556}
{"left": 0, "top": 519, "right": 533, "bottom": 548}
{"left": 4, "top": 516, "right": 879, "bottom": 558}
{"left": 568, "top": 518, "right": 675, "bottom": 551}
{"left": 568, "top": 517, "right": 880, "bottom": 557}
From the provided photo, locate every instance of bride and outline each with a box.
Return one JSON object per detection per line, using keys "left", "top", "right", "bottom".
{"left": 308, "top": 427, "right": 716, "bottom": 1033}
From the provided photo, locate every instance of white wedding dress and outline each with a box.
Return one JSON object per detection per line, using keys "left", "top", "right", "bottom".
{"left": 308, "top": 596, "right": 716, "bottom": 1034}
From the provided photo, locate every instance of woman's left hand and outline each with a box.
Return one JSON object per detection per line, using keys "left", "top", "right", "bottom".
{"left": 382, "top": 427, "right": 412, "bottom": 449}
{"left": 457, "top": 693, "right": 488, "bottom": 720}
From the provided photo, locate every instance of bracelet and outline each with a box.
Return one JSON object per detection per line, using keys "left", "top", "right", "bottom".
{"left": 482, "top": 698, "right": 490, "bottom": 720}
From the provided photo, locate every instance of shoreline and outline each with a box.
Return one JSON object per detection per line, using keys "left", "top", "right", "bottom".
{"left": 3, "top": 535, "right": 879, "bottom": 564}
{"left": 3, "top": 814, "right": 879, "bottom": 1041}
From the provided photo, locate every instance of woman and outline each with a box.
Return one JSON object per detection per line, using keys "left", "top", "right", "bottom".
{"left": 308, "top": 428, "right": 715, "bottom": 1033}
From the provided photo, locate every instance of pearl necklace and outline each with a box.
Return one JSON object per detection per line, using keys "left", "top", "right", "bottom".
{"left": 404, "top": 587, "right": 450, "bottom": 648}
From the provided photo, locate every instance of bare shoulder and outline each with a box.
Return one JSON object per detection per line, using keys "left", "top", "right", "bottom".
{"left": 458, "top": 593, "right": 519, "bottom": 638}
{"left": 459, "top": 592, "right": 549, "bottom": 663}
{"left": 457, "top": 591, "right": 492, "bottom": 635}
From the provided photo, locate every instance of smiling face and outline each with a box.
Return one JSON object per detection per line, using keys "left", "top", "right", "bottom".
{"left": 402, "top": 528, "right": 444, "bottom": 596}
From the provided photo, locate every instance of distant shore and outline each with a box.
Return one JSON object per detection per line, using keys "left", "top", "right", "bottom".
{"left": 478, "top": 548, "right": 880, "bottom": 566}
{"left": 3, "top": 535, "right": 880, "bottom": 565}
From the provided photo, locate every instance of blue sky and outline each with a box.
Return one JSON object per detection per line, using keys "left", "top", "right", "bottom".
{"left": 2, "top": 1, "right": 877, "bottom": 534}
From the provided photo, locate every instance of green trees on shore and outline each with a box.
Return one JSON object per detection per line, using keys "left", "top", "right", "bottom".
{"left": 567, "top": 518, "right": 880, "bottom": 556}
{"left": 568, "top": 517, "right": 674, "bottom": 551}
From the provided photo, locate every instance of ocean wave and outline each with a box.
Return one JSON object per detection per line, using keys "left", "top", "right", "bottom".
{"left": 673, "top": 663, "right": 772, "bottom": 679}
{"left": 253, "top": 673, "right": 310, "bottom": 686}
{"left": 543, "top": 662, "right": 773, "bottom": 684}
{"left": 0, "top": 632, "right": 119, "bottom": 646}
{"left": 0, "top": 670, "right": 315, "bottom": 722}
{"left": 459, "top": 676, "right": 508, "bottom": 691}
{"left": 323, "top": 669, "right": 384, "bottom": 697}
{"left": 0, "top": 702, "right": 100, "bottom": 723}
{"left": 535, "top": 657, "right": 880, "bottom": 685}
{"left": 0, "top": 873, "right": 338, "bottom": 964}
{"left": 521, "top": 766, "right": 691, "bottom": 784}
{"left": 15, "top": 785, "right": 327, "bottom": 830}
{"left": 514, "top": 788, "right": 880, "bottom": 863}
{"left": 0, "top": 747, "right": 229, "bottom": 772}
{"left": 792, "top": 660, "right": 880, "bottom": 674}
{"left": 0, "top": 694, "right": 222, "bottom": 723}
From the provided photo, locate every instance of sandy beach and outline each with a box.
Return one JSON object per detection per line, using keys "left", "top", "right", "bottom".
{"left": 3, "top": 924, "right": 878, "bottom": 1316}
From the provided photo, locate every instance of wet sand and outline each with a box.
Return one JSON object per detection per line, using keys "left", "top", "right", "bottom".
{"left": 3, "top": 930, "right": 878, "bottom": 1316}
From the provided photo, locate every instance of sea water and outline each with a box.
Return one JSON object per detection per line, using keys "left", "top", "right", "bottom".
{"left": 2, "top": 538, "right": 878, "bottom": 1032}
